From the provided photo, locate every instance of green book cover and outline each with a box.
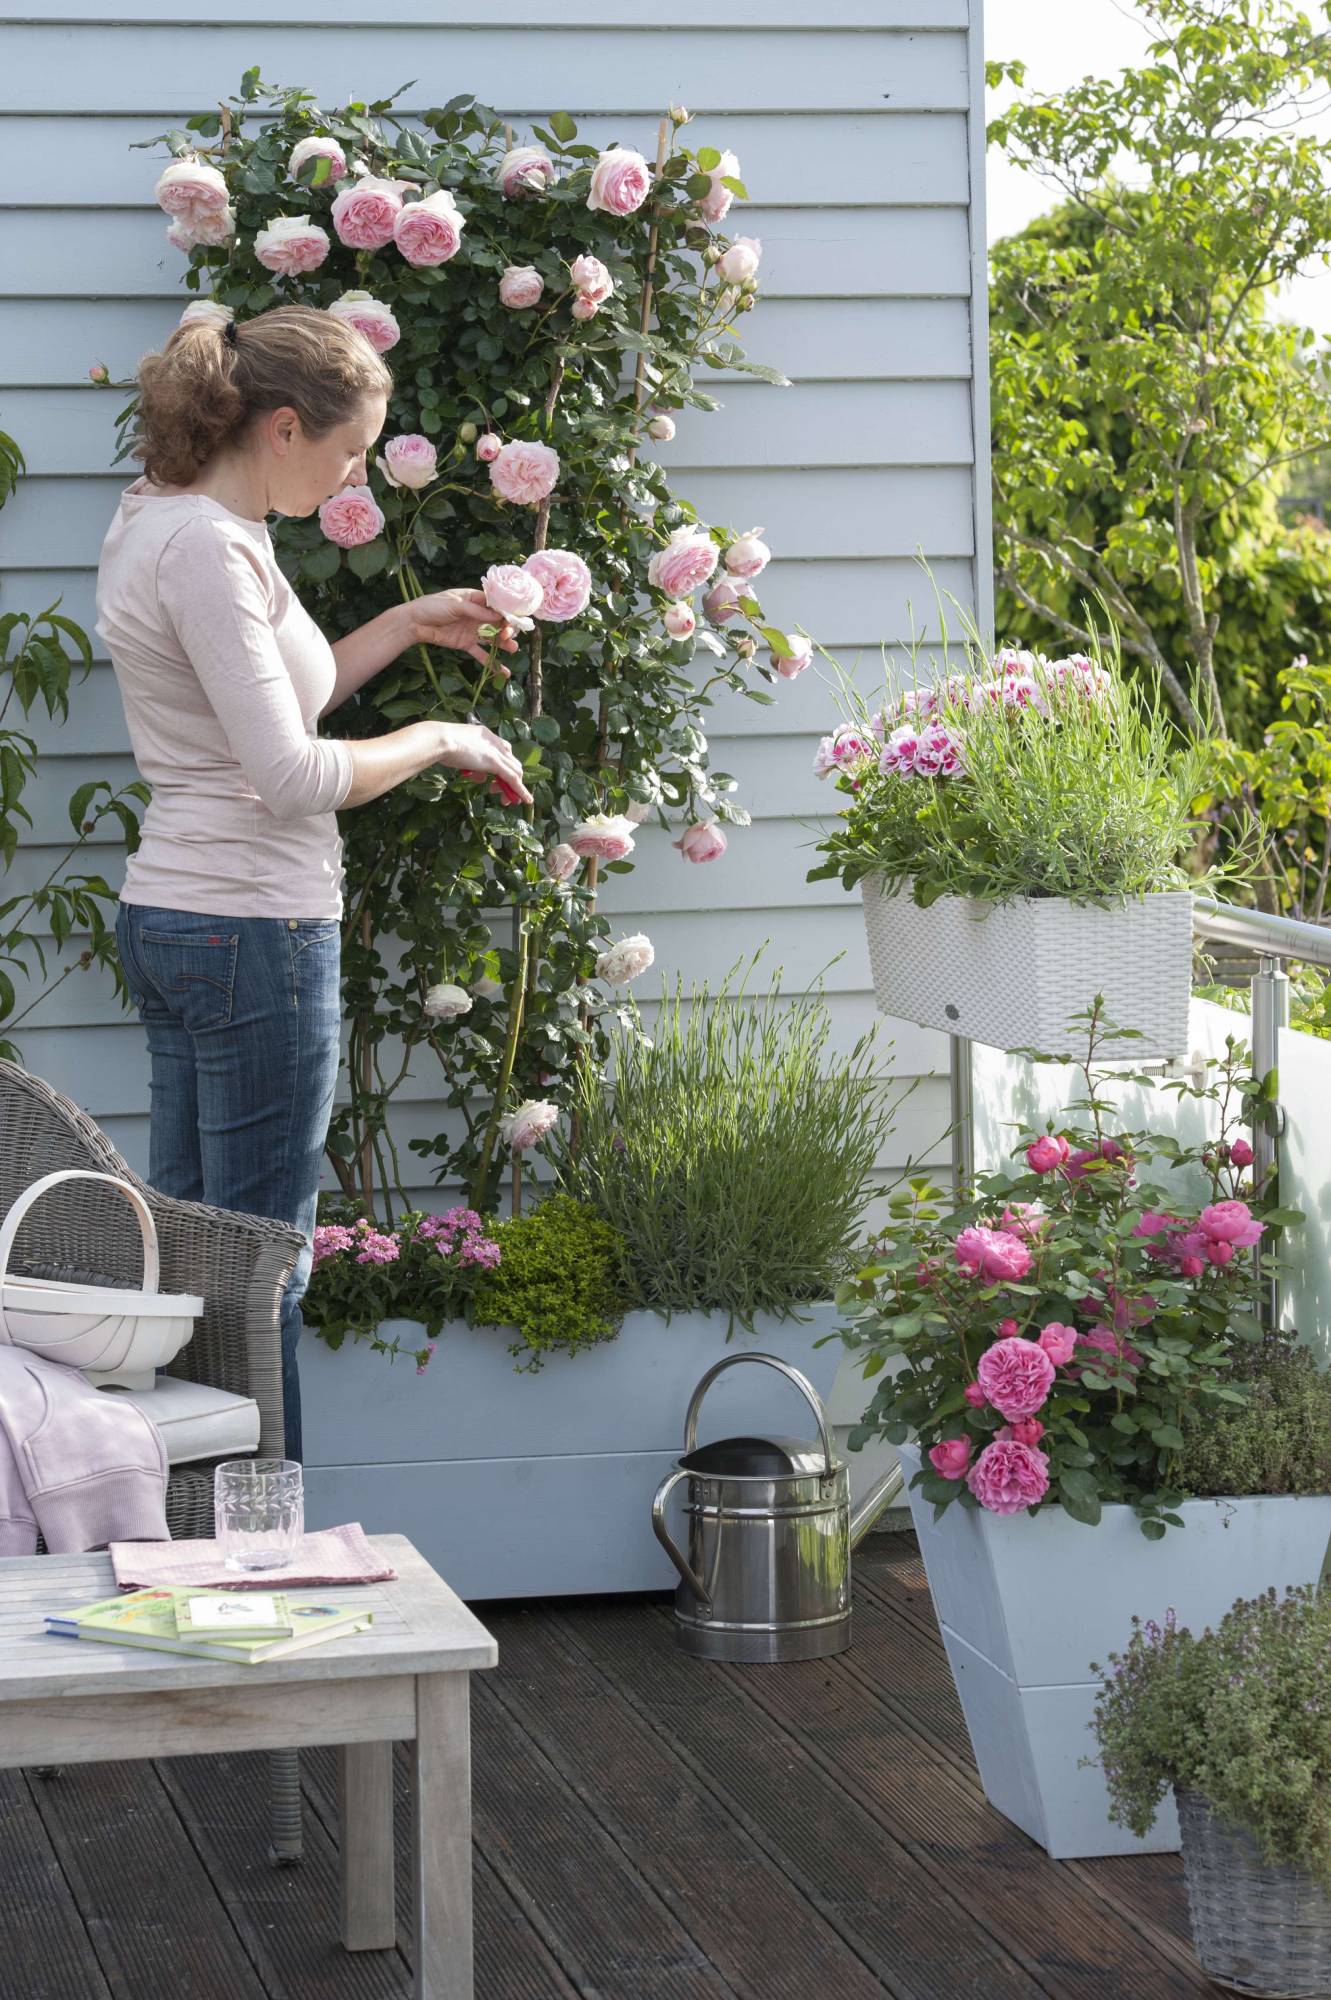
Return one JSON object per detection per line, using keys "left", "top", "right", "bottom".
{"left": 45, "top": 1589, "right": 371, "bottom": 1664}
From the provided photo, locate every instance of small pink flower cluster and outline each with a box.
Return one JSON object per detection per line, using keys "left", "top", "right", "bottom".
{"left": 1133, "top": 1198, "right": 1264, "bottom": 1275}
{"left": 311, "top": 1217, "right": 401, "bottom": 1266}
{"left": 879, "top": 720, "right": 965, "bottom": 780}
{"left": 813, "top": 724, "right": 878, "bottom": 781}
{"left": 417, "top": 1207, "right": 501, "bottom": 1272}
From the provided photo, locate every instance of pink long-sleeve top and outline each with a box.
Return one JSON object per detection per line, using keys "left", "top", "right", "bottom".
{"left": 96, "top": 479, "right": 355, "bottom": 918}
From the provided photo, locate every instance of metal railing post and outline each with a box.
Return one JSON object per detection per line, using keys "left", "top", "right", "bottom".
{"left": 950, "top": 1033, "right": 974, "bottom": 1199}
{"left": 1250, "top": 954, "right": 1289, "bottom": 1330}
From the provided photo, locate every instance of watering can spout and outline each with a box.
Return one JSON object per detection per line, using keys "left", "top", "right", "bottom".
{"left": 848, "top": 1462, "right": 905, "bottom": 1550}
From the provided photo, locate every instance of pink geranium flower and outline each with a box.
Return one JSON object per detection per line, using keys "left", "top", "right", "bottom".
{"left": 976, "top": 1337, "right": 1055, "bottom": 1419}
{"left": 967, "top": 1438, "right": 1050, "bottom": 1514}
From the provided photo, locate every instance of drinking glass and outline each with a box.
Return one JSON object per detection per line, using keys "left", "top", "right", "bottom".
{"left": 213, "top": 1459, "right": 304, "bottom": 1573}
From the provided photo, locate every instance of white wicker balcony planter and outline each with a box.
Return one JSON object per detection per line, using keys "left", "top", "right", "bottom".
{"left": 0, "top": 1170, "right": 201, "bottom": 1391}
{"left": 861, "top": 877, "right": 1194, "bottom": 1058}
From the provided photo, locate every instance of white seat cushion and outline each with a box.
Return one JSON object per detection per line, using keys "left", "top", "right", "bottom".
{"left": 95, "top": 1376, "right": 261, "bottom": 1466}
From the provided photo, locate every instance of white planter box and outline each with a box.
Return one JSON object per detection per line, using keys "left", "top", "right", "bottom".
{"left": 300, "top": 1305, "right": 843, "bottom": 1600}
{"left": 861, "top": 879, "right": 1194, "bottom": 1058}
{"left": 899, "top": 1443, "right": 1331, "bottom": 1859}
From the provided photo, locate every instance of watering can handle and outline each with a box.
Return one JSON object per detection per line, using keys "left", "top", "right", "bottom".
{"left": 683, "top": 1349, "right": 836, "bottom": 1479}
{"left": 650, "top": 1468, "right": 711, "bottom": 1610}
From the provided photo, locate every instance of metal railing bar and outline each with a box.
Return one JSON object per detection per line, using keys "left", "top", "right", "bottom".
{"left": 1193, "top": 896, "right": 1331, "bottom": 971}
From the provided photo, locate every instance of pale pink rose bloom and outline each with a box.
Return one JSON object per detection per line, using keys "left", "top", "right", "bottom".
{"left": 154, "top": 156, "right": 230, "bottom": 221}
{"left": 596, "top": 933, "right": 655, "bottom": 983}
{"left": 587, "top": 146, "right": 651, "bottom": 215}
{"left": 422, "top": 982, "right": 472, "bottom": 1021}
{"left": 524, "top": 548, "right": 592, "bottom": 621}
{"left": 623, "top": 799, "right": 654, "bottom": 824}
{"left": 569, "top": 815, "right": 637, "bottom": 862}
{"left": 724, "top": 531, "right": 771, "bottom": 579}
{"left": 664, "top": 601, "right": 696, "bottom": 640}
{"left": 475, "top": 432, "right": 502, "bottom": 463}
{"left": 254, "top": 215, "right": 331, "bottom": 275}
{"left": 716, "top": 236, "right": 762, "bottom": 285}
{"left": 649, "top": 528, "right": 720, "bottom": 598}
{"left": 500, "top": 1099, "right": 559, "bottom": 1152}
{"left": 490, "top": 439, "right": 560, "bottom": 506}
{"left": 570, "top": 294, "right": 600, "bottom": 321}
{"left": 545, "top": 843, "right": 581, "bottom": 884}
{"left": 499, "top": 265, "right": 544, "bottom": 309}
{"left": 318, "top": 485, "right": 385, "bottom": 549}
{"left": 327, "top": 290, "right": 400, "bottom": 354}
{"left": 167, "top": 204, "right": 236, "bottom": 251}
{"left": 570, "top": 254, "right": 614, "bottom": 305}
{"left": 165, "top": 219, "right": 199, "bottom": 253}
{"left": 698, "top": 149, "right": 740, "bottom": 223}
{"left": 773, "top": 634, "right": 813, "bottom": 680}
{"left": 647, "top": 413, "right": 676, "bottom": 442}
{"left": 674, "top": 821, "right": 728, "bottom": 864}
{"left": 498, "top": 145, "right": 556, "bottom": 198}
{"left": 482, "top": 564, "right": 545, "bottom": 622}
{"left": 179, "top": 298, "right": 233, "bottom": 332}
{"left": 289, "top": 135, "right": 349, "bottom": 182}
{"left": 703, "top": 576, "right": 747, "bottom": 624}
{"left": 968, "top": 1438, "right": 1050, "bottom": 1514}
{"left": 331, "top": 175, "right": 403, "bottom": 249}
{"left": 976, "top": 1337, "right": 1055, "bottom": 1420}
{"left": 929, "top": 1437, "right": 972, "bottom": 1481}
{"left": 378, "top": 435, "right": 438, "bottom": 490}
{"left": 88, "top": 362, "right": 110, "bottom": 384}
{"left": 394, "top": 189, "right": 465, "bottom": 266}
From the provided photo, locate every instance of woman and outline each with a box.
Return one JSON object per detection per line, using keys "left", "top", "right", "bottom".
{"left": 96, "top": 304, "right": 530, "bottom": 1461}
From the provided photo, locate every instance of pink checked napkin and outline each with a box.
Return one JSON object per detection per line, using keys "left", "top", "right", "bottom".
{"left": 109, "top": 1521, "right": 397, "bottom": 1591}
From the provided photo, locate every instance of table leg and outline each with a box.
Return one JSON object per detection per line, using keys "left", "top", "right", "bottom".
{"left": 412, "top": 1672, "right": 473, "bottom": 2000}
{"left": 338, "top": 1739, "right": 396, "bottom": 1951}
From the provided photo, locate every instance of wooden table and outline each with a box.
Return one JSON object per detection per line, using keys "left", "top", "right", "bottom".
{"left": 0, "top": 1533, "right": 497, "bottom": 2000}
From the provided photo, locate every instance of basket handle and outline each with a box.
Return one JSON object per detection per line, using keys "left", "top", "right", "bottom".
{"left": 0, "top": 1170, "right": 161, "bottom": 1347}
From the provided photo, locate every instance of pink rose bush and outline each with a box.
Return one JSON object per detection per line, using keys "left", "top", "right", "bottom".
{"left": 306, "top": 1207, "right": 504, "bottom": 1366}
{"left": 318, "top": 485, "right": 385, "bottom": 548}
{"left": 837, "top": 1017, "right": 1293, "bottom": 1534}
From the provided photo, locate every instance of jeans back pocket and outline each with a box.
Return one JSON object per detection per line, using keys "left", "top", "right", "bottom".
{"left": 138, "top": 925, "right": 240, "bottom": 1031}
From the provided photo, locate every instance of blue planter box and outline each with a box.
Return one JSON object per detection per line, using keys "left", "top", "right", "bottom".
{"left": 299, "top": 1304, "right": 844, "bottom": 1600}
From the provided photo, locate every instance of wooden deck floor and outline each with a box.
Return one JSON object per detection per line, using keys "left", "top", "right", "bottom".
{"left": 0, "top": 1535, "right": 1213, "bottom": 2000}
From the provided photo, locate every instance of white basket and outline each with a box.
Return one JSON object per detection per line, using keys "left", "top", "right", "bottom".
{"left": 861, "top": 878, "right": 1195, "bottom": 1059}
{"left": 0, "top": 1170, "right": 202, "bottom": 1391}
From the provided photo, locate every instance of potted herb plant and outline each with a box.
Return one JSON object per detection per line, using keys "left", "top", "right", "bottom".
{"left": 809, "top": 637, "right": 1210, "bottom": 1059}
{"left": 1093, "top": 1583, "right": 1331, "bottom": 1998}
{"left": 836, "top": 1004, "right": 1331, "bottom": 1859}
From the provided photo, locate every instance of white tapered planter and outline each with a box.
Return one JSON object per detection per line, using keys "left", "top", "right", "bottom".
{"left": 861, "top": 879, "right": 1194, "bottom": 1058}
{"left": 898, "top": 1443, "right": 1331, "bottom": 1859}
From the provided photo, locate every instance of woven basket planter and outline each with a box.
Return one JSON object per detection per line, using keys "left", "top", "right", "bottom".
{"left": 1177, "top": 1788, "right": 1331, "bottom": 1997}
{"left": 860, "top": 877, "right": 1194, "bottom": 1058}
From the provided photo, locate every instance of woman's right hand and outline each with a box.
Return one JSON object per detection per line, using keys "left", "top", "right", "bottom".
{"left": 433, "top": 721, "right": 533, "bottom": 805}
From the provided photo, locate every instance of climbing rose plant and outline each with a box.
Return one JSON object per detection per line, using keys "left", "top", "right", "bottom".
{"left": 135, "top": 72, "right": 808, "bottom": 1214}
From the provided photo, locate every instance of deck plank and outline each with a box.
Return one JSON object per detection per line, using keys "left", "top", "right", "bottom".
{"left": 0, "top": 1769, "right": 113, "bottom": 2000}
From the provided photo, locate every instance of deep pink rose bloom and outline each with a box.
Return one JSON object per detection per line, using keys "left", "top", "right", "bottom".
{"left": 649, "top": 529, "right": 720, "bottom": 599}
{"left": 331, "top": 174, "right": 403, "bottom": 248}
{"left": 254, "top": 216, "right": 330, "bottom": 275}
{"left": 1230, "top": 1137, "right": 1255, "bottom": 1168}
{"left": 1005, "top": 1418, "right": 1045, "bottom": 1447}
{"left": 1037, "top": 1322, "right": 1078, "bottom": 1366}
{"left": 523, "top": 548, "right": 592, "bottom": 621}
{"left": 976, "top": 1337, "right": 1055, "bottom": 1419}
{"left": 1133, "top": 1211, "right": 1179, "bottom": 1240}
{"left": 490, "top": 440, "right": 560, "bottom": 506}
{"left": 1026, "top": 1134, "right": 1069, "bottom": 1174}
{"left": 954, "top": 1225, "right": 1033, "bottom": 1283}
{"left": 675, "top": 821, "right": 728, "bottom": 864}
{"left": 1000, "top": 1203, "right": 1047, "bottom": 1242}
{"left": 928, "top": 1437, "right": 972, "bottom": 1481}
{"left": 318, "top": 485, "right": 385, "bottom": 549}
{"left": 1072, "top": 1325, "right": 1142, "bottom": 1379}
{"left": 1198, "top": 1200, "right": 1264, "bottom": 1248}
{"left": 394, "top": 189, "right": 465, "bottom": 266}
{"left": 587, "top": 146, "right": 651, "bottom": 215}
{"left": 967, "top": 1438, "right": 1050, "bottom": 1515}
{"left": 963, "top": 1380, "right": 987, "bottom": 1409}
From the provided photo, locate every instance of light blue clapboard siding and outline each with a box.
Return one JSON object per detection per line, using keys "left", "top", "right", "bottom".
{"left": 0, "top": 0, "right": 990, "bottom": 1191}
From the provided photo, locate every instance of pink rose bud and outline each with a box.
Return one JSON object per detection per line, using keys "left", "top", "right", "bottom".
{"left": 88, "top": 362, "right": 109, "bottom": 384}
{"left": 570, "top": 293, "right": 600, "bottom": 321}
{"left": 773, "top": 634, "right": 813, "bottom": 679}
{"left": 928, "top": 1437, "right": 972, "bottom": 1481}
{"left": 669, "top": 103, "right": 690, "bottom": 125}
{"left": 545, "top": 843, "right": 581, "bottom": 884}
{"left": 716, "top": 235, "right": 762, "bottom": 286}
{"left": 664, "top": 601, "right": 696, "bottom": 640}
{"left": 962, "top": 1382, "right": 987, "bottom": 1411}
{"left": 498, "top": 264, "right": 544, "bottom": 309}
{"left": 702, "top": 576, "right": 746, "bottom": 623}
{"left": 735, "top": 635, "right": 756, "bottom": 660}
{"left": 1229, "top": 1137, "right": 1254, "bottom": 1167}
{"left": 998, "top": 1318, "right": 1018, "bottom": 1339}
{"left": 647, "top": 413, "right": 676, "bottom": 442}
{"left": 1007, "top": 1417, "right": 1045, "bottom": 1447}
{"left": 458, "top": 421, "right": 479, "bottom": 444}
{"left": 1207, "top": 1240, "right": 1235, "bottom": 1266}
{"left": 569, "top": 254, "right": 614, "bottom": 305}
{"left": 674, "top": 821, "right": 728, "bottom": 864}
{"left": 723, "top": 531, "right": 771, "bottom": 580}
{"left": 476, "top": 432, "right": 502, "bottom": 462}
{"left": 1180, "top": 1254, "right": 1205, "bottom": 1278}
{"left": 1026, "top": 1134, "right": 1070, "bottom": 1174}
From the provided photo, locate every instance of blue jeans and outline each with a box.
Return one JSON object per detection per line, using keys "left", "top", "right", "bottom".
{"left": 115, "top": 901, "right": 342, "bottom": 1463}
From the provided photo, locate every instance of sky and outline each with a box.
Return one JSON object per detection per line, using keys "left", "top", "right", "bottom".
{"left": 985, "top": 0, "right": 1331, "bottom": 335}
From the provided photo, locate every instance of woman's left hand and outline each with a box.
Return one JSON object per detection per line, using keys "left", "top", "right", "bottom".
{"left": 411, "top": 589, "right": 520, "bottom": 672}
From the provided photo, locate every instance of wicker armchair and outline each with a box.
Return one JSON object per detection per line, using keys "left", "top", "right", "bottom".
{"left": 0, "top": 1057, "right": 307, "bottom": 1862}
